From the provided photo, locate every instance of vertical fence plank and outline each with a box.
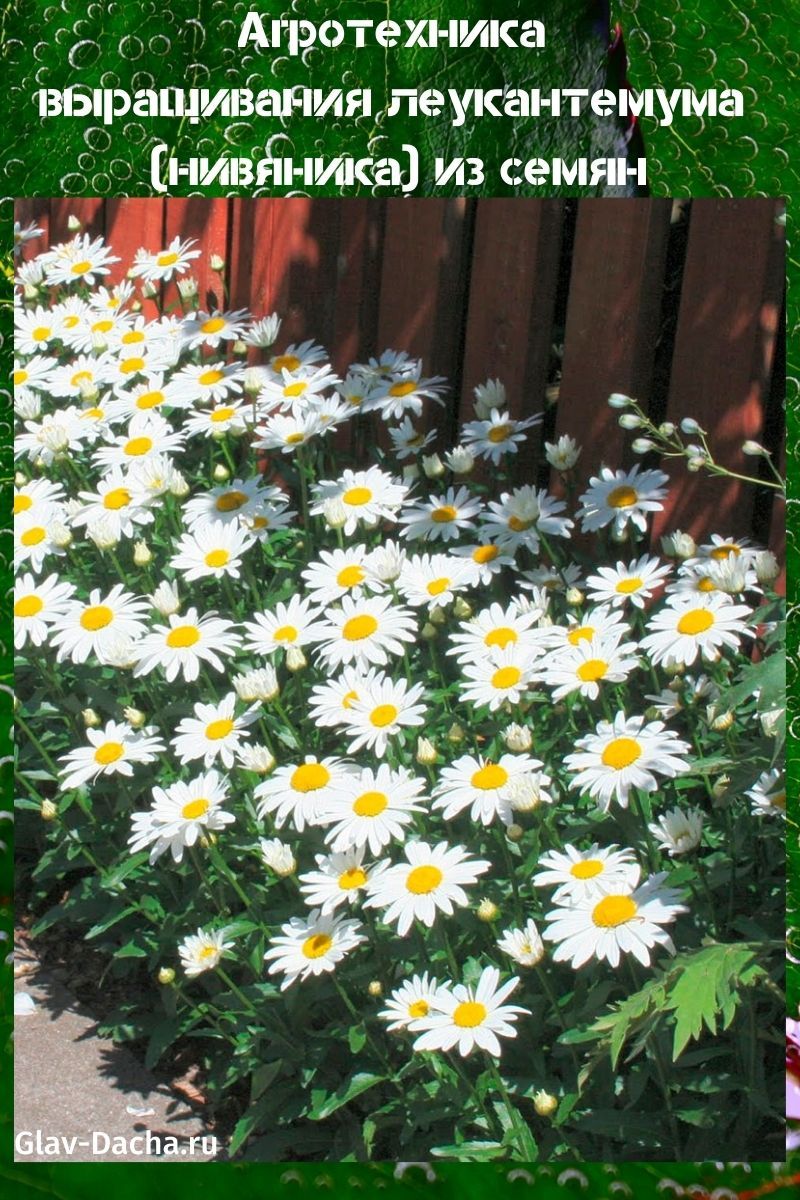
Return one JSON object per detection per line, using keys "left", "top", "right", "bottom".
{"left": 162, "top": 198, "right": 231, "bottom": 312}
{"left": 554, "top": 199, "right": 673, "bottom": 493}
{"left": 651, "top": 199, "right": 783, "bottom": 546}
{"left": 104, "top": 199, "right": 165, "bottom": 289}
{"left": 331, "top": 200, "right": 385, "bottom": 374}
{"left": 48, "top": 199, "right": 106, "bottom": 242}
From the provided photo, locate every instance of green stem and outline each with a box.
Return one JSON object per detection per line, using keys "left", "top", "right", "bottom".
{"left": 216, "top": 965, "right": 259, "bottom": 1017}
{"left": 15, "top": 710, "right": 61, "bottom": 778}
{"left": 485, "top": 1056, "right": 532, "bottom": 1160}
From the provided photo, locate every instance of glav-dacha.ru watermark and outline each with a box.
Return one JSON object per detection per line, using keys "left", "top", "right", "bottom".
{"left": 15, "top": 1129, "right": 219, "bottom": 1158}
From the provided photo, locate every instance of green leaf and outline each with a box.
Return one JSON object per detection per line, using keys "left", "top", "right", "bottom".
{"left": 307, "top": 1072, "right": 385, "bottom": 1121}
{"left": 430, "top": 1140, "right": 506, "bottom": 1160}
{"left": 666, "top": 943, "right": 765, "bottom": 1060}
{"left": 347, "top": 1023, "right": 367, "bottom": 1054}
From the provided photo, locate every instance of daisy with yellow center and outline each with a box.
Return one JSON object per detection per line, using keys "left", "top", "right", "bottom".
{"left": 243, "top": 595, "right": 326, "bottom": 658}
{"left": 543, "top": 872, "right": 688, "bottom": 969}
{"left": 459, "top": 645, "right": 539, "bottom": 712}
{"left": 264, "top": 909, "right": 365, "bottom": 991}
{"left": 432, "top": 751, "right": 546, "bottom": 826}
{"left": 178, "top": 926, "right": 235, "bottom": 978}
{"left": 451, "top": 539, "right": 516, "bottom": 584}
{"left": 364, "top": 841, "right": 490, "bottom": 936}
{"left": 298, "top": 846, "right": 376, "bottom": 913}
{"left": 483, "top": 484, "right": 573, "bottom": 552}
{"left": 361, "top": 365, "right": 446, "bottom": 421}
{"left": 130, "top": 236, "right": 201, "bottom": 284}
{"left": 319, "top": 763, "right": 428, "bottom": 855}
{"left": 42, "top": 232, "right": 120, "bottom": 287}
{"left": 258, "top": 363, "right": 338, "bottom": 415}
{"left": 73, "top": 468, "right": 155, "bottom": 541}
{"left": 398, "top": 485, "right": 482, "bottom": 544}
{"left": 640, "top": 594, "right": 753, "bottom": 668}
{"left": 397, "top": 551, "right": 477, "bottom": 611}
{"left": 410, "top": 966, "right": 529, "bottom": 1058}
{"left": 310, "top": 466, "right": 409, "bottom": 536}
{"left": 169, "top": 520, "right": 256, "bottom": 582}
{"left": 184, "top": 400, "right": 251, "bottom": 439}
{"left": 49, "top": 585, "right": 149, "bottom": 666}
{"left": 15, "top": 305, "right": 60, "bottom": 355}
{"left": 460, "top": 407, "right": 542, "bottom": 465}
{"left": 316, "top": 594, "right": 416, "bottom": 671}
{"left": 540, "top": 635, "right": 641, "bottom": 702}
{"left": 172, "top": 693, "right": 259, "bottom": 769}
{"left": 92, "top": 412, "right": 185, "bottom": 473}
{"left": 387, "top": 416, "right": 437, "bottom": 460}
{"left": 307, "top": 665, "right": 383, "bottom": 730}
{"left": 133, "top": 606, "right": 241, "bottom": 683}
{"left": 564, "top": 712, "right": 691, "bottom": 810}
{"left": 13, "top": 514, "right": 64, "bottom": 574}
{"left": 59, "top": 719, "right": 165, "bottom": 792}
{"left": 576, "top": 464, "right": 669, "bottom": 536}
{"left": 13, "top": 354, "right": 56, "bottom": 393}
{"left": 129, "top": 770, "right": 234, "bottom": 864}
{"left": 180, "top": 308, "right": 251, "bottom": 350}
{"left": 166, "top": 360, "right": 245, "bottom": 407}
{"left": 266, "top": 338, "right": 328, "bottom": 373}
{"left": 585, "top": 555, "right": 671, "bottom": 610}
{"left": 13, "top": 572, "right": 76, "bottom": 649}
{"left": 746, "top": 769, "right": 786, "bottom": 819}
{"left": 255, "top": 755, "right": 353, "bottom": 833}
{"left": 341, "top": 673, "right": 427, "bottom": 758}
{"left": 183, "top": 476, "right": 292, "bottom": 535}
{"left": 533, "top": 843, "right": 640, "bottom": 904}
{"left": 448, "top": 601, "right": 550, "bottom": 666}
{"left": 379, "top": 973, "right": 447, "bottom": 1031}
{"left": 301, "top": 545, "right": 380, "bottom": 606}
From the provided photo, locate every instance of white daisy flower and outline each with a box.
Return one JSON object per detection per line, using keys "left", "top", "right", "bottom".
{"left": 106, "top": 373, "right": 180, "bottom": 420}
{"left": 482, "top": 485, "right": 572, "bottom": 552}
{"left": 266, "top": 339, "right": 327, "bottom": 373}
{"left": 15, "top": 305, "right": 59, "bottom": 354}
{"left": 259, "top": 837, "right": 296, "bottom": 876}
{"left": 648, "top": 807, "right": 705, "bottom": 855}
{"left": 130, "top": 236, "right": 201, "bottom": 283}
{"left": 180, "top": 308, "right": 251, "bottom": 350}
{"left": 258, "top": 364, "right": 338, "bottom": 413}
{"left": 460, "top": 408, "right": 541, "bottom": 465}
{"left": 318, "top": 764, "right": 428, "bottom": 855}
{"left": 42, "top": 233, "right": 120, "bottom": 286}
{"left": 49, "top": 586, "right": 150, "bottom": 666}
{"left": 549, "top": 606, "right": 630, "bottom": 651}
{"left": 298, "top": 846, "right": 375, "bottom": 913}
{"left": 169, "top": 521, "right": 256, "bottom": 582}
{"left": 133, "top": 607, "right": 241, "bottom": 683}
{"left": 315, "top": 594, "right": 417, "bottom": 670}
{"left": 13, "top": 355, "right": 57, "bottom": 393}
{"left": 59, "top": 720, "right": 165, "bottom": 791}
{"left": 378, "top": 973, "right": 448, "bottom": 1031}
{"left": 388, "top": 417, "right": 436, "bottom": 460}
{"left": 179, "top": 926, "right": 234, "bottom": 977}
{"left": 459, "top": 645, "right": 539, "bottom": 711}
{"left": 543, "top": 872, "right": 688, "bottom": 969}
{"left": 576, "top": 465, "right": 669, "bottom": 536}
{"left": 72, "top": 469, "right": 155, "bottom": 541}
{"left": 166, "top": 361, "right": 245, "bottom": 407}
{"left": 171, "top": 693, "right": 259, "bottom": 768}
{"left": 447, "top": 601, "right": 548, "bottom": 665}
{"left": 92, "top": 413, "right": 184, "bottom": 473}
{"left": 361, "top": 366, "right": 447, "bottom": 421}
{"left": 693, "top": 534, "right": 758, "bottom": 565}
{"left": 184, "top": 400, "right": 252, "bottom": 440}
{"left": 639, "top": 595, "right": 753, "bottom": 667}
{"left": 14, "top": 514, "right": 66, "bottom": 574}
{"left": 310, "top": 467, "right": 408, "bottom": 536}
{"left": 13, "top": 478, "right": 65, "bottom": 523}
{"left": 49, "top": 352, "right": 115, "bottom": 398}
{"left": 264, "top": 909, "right": 365, "bottom": 990}
{"left": 585, "top": 555, "right": 671, "bottom": 608}
{"left": 242, "top": 595, "right": 326, "bottom": 657}
{"left": 564, "top": 712, "right": 691, "bottom": 810}
{"left": 14, "top": 573, "right": 76, "bottom": 649}
{"left": 301, "top": 545, "right": 378, "bottom": 606}
{"left": 397, "top": 552, "right": 477, "bottom": 611}
{"left": 255, "top": 755, "right": 353, "bottom": 832}
{"left": 533, "top": 844, "right": 641, "bottom": 904}
{"left": 129, "top": 770, "right": 234, "bottom": 864}
{"left": 341, "top": 674, "right": 427, "bottom": 757}
{"left": 182, "top": 477, "right": 289, "bottom": 532}
{"left": 496, "top": 919, "right": 545, "bottom": 967}
{"left": 450, "top": 540, "right": 516, "bottom": 584}
{"left": 411, "top": 966, "right": 529, "bottom": 1058}
{"left": 307, "top": 666, "right": 384, "bottom": 729}
{"left": 746, "top": 769, "right": 785, "bottom": 818}
{"left": 398, "top": 486, "right": 482, "bottom": 543}
{"left": 432, "top": 752, "right": 545, "bottom": 826}
{"left": 545, "top": 435, "right": 581, "bottom": 471}
{"left": 364, "top": 841, "right": 490, "bottom": 936}
{"left": 253, "top": 410, "right": 324, "bottom": 454}
{"left": 539, "top": 636, "right": 641, "bottom": 702}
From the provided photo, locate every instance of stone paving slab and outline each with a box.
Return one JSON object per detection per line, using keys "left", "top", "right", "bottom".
{"left": 14, "top": 945, "right": 220, "bottom": 1163}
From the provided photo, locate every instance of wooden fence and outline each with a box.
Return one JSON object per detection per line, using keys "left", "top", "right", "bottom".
{"left": 15, "top": 197, "right": 786, "bottom": 586}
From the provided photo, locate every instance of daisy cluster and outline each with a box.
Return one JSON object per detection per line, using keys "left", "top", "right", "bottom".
{"left": 14, "top": 233, "right": 784, "bottom": 1084}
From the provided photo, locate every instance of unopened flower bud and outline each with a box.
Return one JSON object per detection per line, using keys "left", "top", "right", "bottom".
{"left": 88, "top": 518, "right": 120, "bottom": 550}
{"left": 632, "top": 438, "right": 656, "bottom": 454}
{"left": 285, "top": 645, "right": 307, "bottom": 672}
{"left": 82, "top": 707, "right": 101, "bottom": 728}
{"left": 452, "top": 596, "right": 472, "bottom": 619}
{"left": 421, "top": 453, "right": 445, "bottom": 479}
{"left": 429, "top": 605, "right": 447, "bottom": 626}
{"left": 67, "top": 214, "right": 82, "bottom": 232}
{"left": 444, "top": 445, "right": 475, "bottom": 475}
{"left": 506, "top": 823, "right": 524, "bottom": 842}
{"left": 323, "top": 496, "right": 347, "bottom": 529}
{"left": 367, "top": 980, "right": 383, "bottom": 998}
{"left": 141, "top": 281, "right": 158, "bottom": 300}
{"left": 544, "top": 435, "right": 580, "bottom": 471}
{"left": 151, "top": 580, "right": 181, "bottom": 616}
{"left": 213, "top": 463, "right": 230, "bottom": 482}
{"left": 680, "top": 417, "right": 702, "bottom": 435}
{"left": 158, "top": 967, "right": 176, "bottom": 986}
{"left": 533, "top": 1090, "right": 558, "bottom": 1118}
{"left": 447, "top": 722, "right": 465, "bottom": 743}
{"left": 661, "top": 530, "right": 696, "bottom": 560}
{"left": 40, "top": 799, "right": 58, "bottom": 822}
{"left": 659, "top": 421, "right": 676, "bottom": 437}
{"left": 239, "top": 744, "right": 276, "bottom": 775}
{"left": 199, "top": 832, "right": 217, "bottom": 849}
{"left": 123, "top": 706, "right": 147, "bottom": 729}
{"left": 608, "top": 393, "right": 632, "bottom": 409}
{"left": 565, "top": 587, "right": 584, "bottom": 606}
{"left": 169, "top": 471, "right": 190, "bottom": 498}
{"left": 177, "top": 276, "right": 198, "bottom": 301}
{"left": 421, "top": 622, "right": 438, "bottom": 640}
{"left": 133, "top": 540, "right": 152, "bottom": 566}
{"left": 232, "top": 339, "right": 247, "bottom": 355}
{"left": 711, "top": 710, "right": 734, "bottom": 732}
{"left": 210, "top": 254, "right": 225, "bottom": 272}
{"left": 754, "top": 550, "right": 779, "bottom": 586}
{"left": 23, "top": 282, "right": 39, "bottom": 301}
{"left": 260, "top": 837, "right": 295, "bottom": 876}
{"left": 619, "top": 413, "right": 642, "bottom": 430}
{"left": 477, "top": 898, "right": 499, "bottom": 923}
{"left": 504, "top": 723, "right": 533, "bottom": 752}
{"left": 741, "top": 440, "right": 767, "bottom": 457}
{"left": 712, "top": 775, "right": 731, "bottom": 805}
{"left": 415, "top": 737, "right": 437, "bottom": 765}
{"left": 234, "top": 667, "right": 279, "bottom": 703}
{"left": 130, "top": 298, "right": 142, "bottom": 312}
{"left": 14, "top": 471, "right": 27, "bottom": 488}
{"left": 48, "top": 520, "right": 72, "bottom": 549}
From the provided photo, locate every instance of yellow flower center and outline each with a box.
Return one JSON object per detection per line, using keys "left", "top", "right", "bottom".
{"left": 427, "top": 577, "right": 450, "bottom": 596}
{"left": 338, "top": 867, "right": 367, "bottom": 891}
{"left": 63, "top": 315, "right": 81, "bottom": 327}
{"left": 405, "top": 865, "right": 443, "bottom": 895}
{"left": 166, "top": 624, "right": 200, "bottom": 648}
{"left": 771, "top": 791, "right": 786, "bottom": 811}
{"left": 120, "top": 357, "right": 145, "bottom": 375}
{"left": 452, "top": 1000, "right": 487, "bottom": 1028}
{"left": 136, "top": 390, "right": 165, "bottom": 410}
{"left": 343, "top": 486, "right": 372, "bottom": 506}
{"left": 484, "top": 626, "right": 517, "bottom": 650}
{"left": 369, "top": 703, "right": 398, "bottom": 728}
{"left": 20, "top": 526, "right": 46, "bottom": 546}
{"left": 342, "top": 690, "right": 359, "bottom": 710}
{"left": 199, "top": 369, "right": 224, "bottom": 386}
{"left": 352, "top": 790, "right": 388, "bottom": 817}
{"left": 91, "top": 319, "right": 114, "bottom": 334}
{"left": 607, "top": 485, "right": 638, "bottom": 509}
{"left": 577, "top": 658, "right": 608, "bottom": 682}
{"left": 492, "top": 665, "right": 522, "bottom": 689}
{"left": 103, "top": 487, "right": 131, "bottom": 510}
{"left": 601, "top": 737, "right": 642, "bottom": 770}
{"left": 204, "top": 548, "right": 230, "bottom": 568}
{"left": 472, "top": 545, "right": 499, "bottom": 564}
{"left": 216, "top": 490, "right": 248, "bottom": 512}
{"left": 198, "top": 945, "right": 218, "bottom": 960}
{"left": 592, "top": 894, "right": 638, "bottom": 928}
{"left": 182, "top": 798, "right": 210, "bottom": 820}
{"left": 487, "top": 424, "right": 512, "bottom": 443}
{"left": 570, "top": 858, "right": 604, "bottom": 880}
{"left": 676, "top": 608, "right": 714, "bottom": 635}
{"left": 32, "top": 326, "right": 51, "bottom": 341}
{"left": 508, "top": 514, "right": 534, "bottom": 532}
{"left": 122, "top": 329, "right": 145, "bottom": 345}
{"left": 291, "top": 763, "right": 331, "bottom": 792}
{"left": 14, "top": 494, "right": 33, "bottom": 514}
{"left": 710, "top": 544, "right": 740, "bottom": 560}
{"left": 201, "top": 317, "right": 226, "bottom": 334}
{"left": 156, "top": 251, "right": 179, "bottom": 267}
{"left": 205, "top": 718, "right": 234, "bottom": 741}
{"left": 13, "top": 369, "right": 28, "bottom": 386}
{"left": 567, "top": 625, "right": 594, "bottom": 646}
{"left": 94, "top": 741, "right": 124, "bottom": 765}
{"left": 431, "top": 505, "right": 457, "bottom": 523}
{"left": 124, "top": 436, "right": 153, "bottom": 456}
{"left": 272, "top": 353, "right": 301, "bottom": 373}
{"left": 696, "top": 576, "right": 716, "bottom": 593}
{"left": 337, "top": 564, "right": 365, "bottom": 588}
{"left": 285, "top": 431, "right": 305, "bottom": 444}
{"left": 71, "top": 370, "right": 93, "bottom": 386}
{"left": 615, "top": 577, "right": 643, "bottom": 594}
{"left": 80, "top": 604, "right": 114, "bottom": 631}
{"left": 70, "top": 259, "right": 92, "bottom": 274}
{"left": 15, "top": 594, "right": 44, "bottom": 618}
{"left": 471, "top": 763, "right": 509, "bottom": 791}
{"left": 282, "top": 381, "right": 307, "bottom": 398}
{"left": 273, "top": 624, "right": 298, "bottom": 643}
{"left": 210, "top": 406, "right": 236, "bottom": 423}
{"left": 389, "top": 380, "right": 417, "bottom": 397}
{"left": 342, "top": 614, "right": 378, "bottom": 641}
{"left": 408, "top": 999, "right": 429, "bottom": 1018}
{"left": 302, "top": 933, "right": 333, "bottom": 959}
{"left": 81, "top": 407, "right": 105, "bottom": 420}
